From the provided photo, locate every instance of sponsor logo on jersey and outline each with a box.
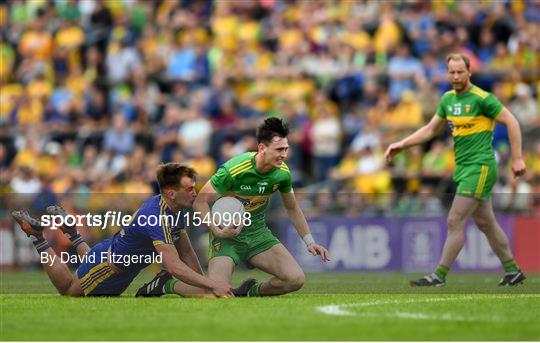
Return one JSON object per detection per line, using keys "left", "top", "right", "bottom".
{"left": 236, "top": 195, "right": 269, "bottom": 211}
{"left": 257, "top": 181, "right": 268, "bottom": 186}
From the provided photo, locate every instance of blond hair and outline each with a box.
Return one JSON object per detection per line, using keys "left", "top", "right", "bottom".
{"left": 446, "top": 53, "right": 471, "bottom": 70}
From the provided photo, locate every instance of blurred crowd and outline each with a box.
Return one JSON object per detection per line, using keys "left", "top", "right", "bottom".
{"left": 1, "top": 0, "right": 539, "bottom": 217}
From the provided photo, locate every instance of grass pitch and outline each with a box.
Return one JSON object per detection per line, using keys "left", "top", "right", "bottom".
{"left": 1, "top": 270, "right": 539, "bottom": 341}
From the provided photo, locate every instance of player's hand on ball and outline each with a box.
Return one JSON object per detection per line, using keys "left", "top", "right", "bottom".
{"left": 511, "top": 158, "right": 526, "bottom": 179}
{"left": 307, "top": 243, "right": 330, "bottom": 262}
{"left": 384, "top": 141, "right": 404, "bottom": 164}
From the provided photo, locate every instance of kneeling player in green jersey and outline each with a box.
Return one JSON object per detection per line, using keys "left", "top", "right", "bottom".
{"left": 192, "top": 117, "right": 330, "bottom": 296}
{"left": 385, "top": 53, "right": 527, "bottom": 287}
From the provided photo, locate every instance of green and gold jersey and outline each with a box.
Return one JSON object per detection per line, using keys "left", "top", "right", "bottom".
{"left": 210, "top": 152, "right": 292, "bottom": 232}
{"left": 436, "top": 84, "right": 504, "bottom": 165}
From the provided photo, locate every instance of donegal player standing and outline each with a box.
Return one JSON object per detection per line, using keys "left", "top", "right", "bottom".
{"left": 385, "top": 53, "right": 527, "bottom": 286}
{"left": 193, "top": 117, "right": 330, "bottom": 296}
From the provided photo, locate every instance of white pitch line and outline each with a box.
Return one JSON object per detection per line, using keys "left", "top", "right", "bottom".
{"left": 316, "top": 294, "right": 540, "bottom": 321}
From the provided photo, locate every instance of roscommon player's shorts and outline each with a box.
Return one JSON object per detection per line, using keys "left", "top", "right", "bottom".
{"left": 454, "top": 162, "right": 497, "bottom": 201}
{"left": 76, "top": 238, "right": 139, "bottom": 296}
{"left": 209, "top": 228, "right": 281, "bottom": 265}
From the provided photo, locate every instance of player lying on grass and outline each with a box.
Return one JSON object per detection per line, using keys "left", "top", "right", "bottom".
{"left": 138, "top": 117, "right": 330, "bottom": 297}
{"left": 12, "top": 163, "right": 233, "bottom": 297}
{"left": 385, "top": 53, "right": 526, "bottom": 287}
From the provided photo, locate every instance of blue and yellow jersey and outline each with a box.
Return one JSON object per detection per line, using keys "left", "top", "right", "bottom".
{"left": 109, "top": 195, "right": 185, "bottom": 271}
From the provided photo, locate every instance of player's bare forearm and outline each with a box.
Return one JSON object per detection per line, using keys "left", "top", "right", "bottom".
{"left": 281, "top": 192, "right": 310, "bottom": 237}
{"left": 496, "top": 109, "right": 523, "bottom": 160}
{"left": 496, "top": 108, "right": 526, "bottom": 177}
{"left": 280, "top": 191, "right": 331, "bottom": 261}
{"left": 401, "top": 115, "right": 445, "bottom": 149}
{"left": 385, "top": 115, "right": 445, "bottom": 163}
{"left": 286, "top": 206, "right": 311, "bottom": 237}
{"left": 157, "top": 244, "right": 214, "bottom": 289}
{"left": 177, "top": 231, "right": 204, "bottom": 275}
{"left": 193, "top": 181, "right": 221, "bottom": 234}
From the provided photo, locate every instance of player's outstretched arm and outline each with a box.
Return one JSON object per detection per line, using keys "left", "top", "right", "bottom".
{"left": 193, "top": 181, "right": 242, "bottom": 239}
{"left": 495, "top": 108, "right": 526, "bottom": 178}
{"left": 280, "top": 191, "right": 330, "bottom": 262}
{"left": 155, "top": 243, "right": 233, "bottom": 297}
{"left": 385, "top": 115, "right": 446, "bottom": 164}
{"left": 176, "top": 230, "right": 204, "bottom": 275}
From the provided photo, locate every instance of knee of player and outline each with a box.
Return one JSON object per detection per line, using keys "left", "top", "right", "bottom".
{"left": 446, "top": 215, "right": 463, "bottom": 231}
{"left": 473, "top": 217, "right": 492, "bottom": 233}
{"left": 286, "top": 271, "right": 305, "bottom": 291}
{"left": 474, "top": 218, "right": 489, "bottom": 232}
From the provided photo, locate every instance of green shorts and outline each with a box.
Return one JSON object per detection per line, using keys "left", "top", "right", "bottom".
{"left": 208, "top": 228, "right": 281, "bottom": 265}
{"left": 454, "top": 162, "right": 497, "bottom": 200}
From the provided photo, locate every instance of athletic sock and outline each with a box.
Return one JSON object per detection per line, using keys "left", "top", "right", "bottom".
{"left": 434, "top": 264, "right": 450, "bottom": 281}
{"left": 68, "top": 233, "right": 85, "bottom": 249}
{"left": 30, "top": 236, "right": 50, "bottom": 253}
{"left": 163, "top": 279, "right": 178, "bottom": 294}
{"left": 247, "top": 282, "right": 262, "bottom": 297}
{"left": 503, "top": 259, "right": 519, "bottom": 273}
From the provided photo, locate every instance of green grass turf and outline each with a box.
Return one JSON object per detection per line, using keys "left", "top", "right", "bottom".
{"left": 1, "top": 270, "right": 539, "bottom": 341}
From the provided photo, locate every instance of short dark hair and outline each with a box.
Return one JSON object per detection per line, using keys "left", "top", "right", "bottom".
{"left": 446, "top": 53, "right": 471, "bottom": 70}
{"left": 256, "top": 117, "right": 289, "bottom": 145}
{"left": 156, "top": 163, "right": 196, "bottom": 192}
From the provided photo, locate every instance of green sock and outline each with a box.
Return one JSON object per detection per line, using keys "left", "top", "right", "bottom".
{"left": 247, "top": 282, "right": 262, "bottom": 297}
{"left": 164, "top": 279, "right": 178, "bottom": 294}
{"left": 434, "top": 264, "right": 450, "bottom": 280}
{"left": 503, "top": 259, "right": 519, "bottom": 273}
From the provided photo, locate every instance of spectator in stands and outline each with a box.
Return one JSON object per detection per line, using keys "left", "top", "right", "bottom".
{"left": 103, "top": 114, "right": 135, "bottom": 156}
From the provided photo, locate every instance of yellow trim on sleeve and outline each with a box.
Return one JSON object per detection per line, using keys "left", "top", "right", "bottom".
{"left": 231, "top": 164, "right": 252, "bottom": 177}
{"left": 153, "top": 240, "right": 165, "bottom": 246}
{"left": 159, "top": 200, "right": 173, "bottom": 244}
{"left": 493, "top": 106, "right": 505, "bottom": 119}
{"left": 470, "top": 86, "right": 489, "bottom": 99}
{"left": 229, "top": 160, "right": 252, "bottom": 174}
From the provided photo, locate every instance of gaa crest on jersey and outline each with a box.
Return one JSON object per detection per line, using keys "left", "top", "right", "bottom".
{"left": 213, "top": 242, "right": 221, "bottom": 251}
{"left": 465, "top": 104, "right": 471, "bottom": 113}
{"left": 272, "top": 184, "right": 279, "bottom": 191}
